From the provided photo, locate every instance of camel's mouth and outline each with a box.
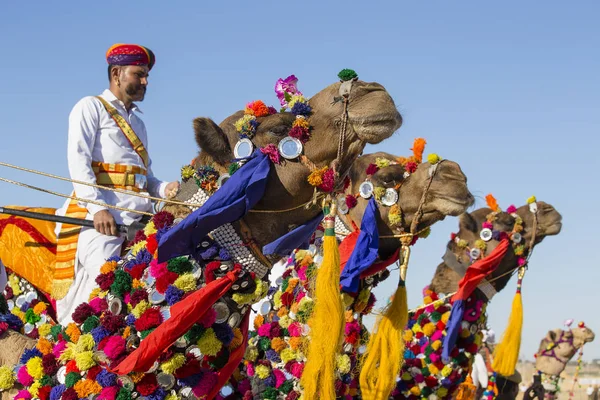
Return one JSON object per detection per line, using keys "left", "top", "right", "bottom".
{"left": 426, "top": 194, "right": 475, "bottom": 217}
{"left": 350, "top": 113, "right": 402, "bottom": 144}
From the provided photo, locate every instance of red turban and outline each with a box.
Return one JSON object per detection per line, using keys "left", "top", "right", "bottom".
{"left": 106, "top": 44, "right": 155, "bottom": 70}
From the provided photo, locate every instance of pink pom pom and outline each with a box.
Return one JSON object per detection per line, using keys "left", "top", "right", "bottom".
{"left": 17, "top": 366, "right": 33, "bottom": 386}
{"left": 237, "top": 379, "right": 251, "bottom": 394}
{"left": 506, "top": 205, "right": 517, "bottom": 214}
{"left": 53, "top": 340, "right": 67, "bottom": 358}
{"left": 14, "top": 390, "right": 32, "bottom": 400}
{"left": 482, "top": 221, "right": 493, "bottom": 230}
{"left": 257, "top": 323, "right": 273, "bottom": 338}
{"left": 287, "top": 322, "right": 302, "bottom": 337}
{"left": 98, "top": 386, "right": 120, "bottom": 400}
{"left": 149, "top": 259, "right": 168, "bottom": 278}
{"left": 414, "top": 373, "right": 425, "bottom": 383}
{"left": 89, "top": 297, "right": 108, "bottom": 314}
{"left": 290, "top": 362, "right": 304, "bottom": 379}
{"left": 246, "top": 363, "right": 255, "bottom": 377}
{"left": 198, "top": 307, "right": 216, "bottom": 328}
{"left": 273, "top": 369, "right": 286, "bottom": 388}
{"left": 103, "top": 335, "right": 126, "bottom": 361}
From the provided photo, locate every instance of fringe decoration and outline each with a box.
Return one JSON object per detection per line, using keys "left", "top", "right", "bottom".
{"left": 411, "top": 138, "right": 427, "bottom": 163}
{"left": 359, "top": 278, "right": 408, "bottom": 400}
{"left": 492, "top": 270, "right": 524, "bottom": 376}
{"left": 300, "top": 212, "right": 344, "bottom": 400}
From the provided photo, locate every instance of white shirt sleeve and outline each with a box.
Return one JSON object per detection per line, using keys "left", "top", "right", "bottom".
{"left": 143, "top": 123, "right": 168, "bottom": 198}
{"left": 67, "top": 97, "right": 108, "bottom": 215}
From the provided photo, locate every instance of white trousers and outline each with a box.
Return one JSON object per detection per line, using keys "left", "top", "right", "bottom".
{"left": 55, "top": 227, "right": 123, "bottom": 325}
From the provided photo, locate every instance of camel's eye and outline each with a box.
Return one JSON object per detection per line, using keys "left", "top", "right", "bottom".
{"left": 268, "top": 125, "right": 289, "bottom": 137}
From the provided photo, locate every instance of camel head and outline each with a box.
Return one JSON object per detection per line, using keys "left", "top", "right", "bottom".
{"left": 535, "top": 322, "right": 595, "bottom": 376}
{"left": 343, "top": 151, "right": 474, "bottom": 260}
{"left": 169, "top": 75, "right": 401, "bottom": 251}
{"left": 430, "top": 199, "right": 562, "bottom": 294}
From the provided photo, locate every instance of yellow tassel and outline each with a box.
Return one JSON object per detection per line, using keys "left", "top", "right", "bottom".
{"left": 492, "top": 282, "right": 523, "bottom": 376}
{"left": 359, "top": 282, "right": 408, "bottom": 400}
{"left": 455, "top": 375, "right": 477, "bottom": 400}
{"left": 300, "top": 216, "right": 344, "bottom": 400}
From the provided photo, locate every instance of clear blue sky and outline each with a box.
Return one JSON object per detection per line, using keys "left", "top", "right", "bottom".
{"left": 1, "top": 1, "right": 598, "bottom": 360}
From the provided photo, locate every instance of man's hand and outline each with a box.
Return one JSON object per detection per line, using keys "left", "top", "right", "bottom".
{"left": 93, "top": 210, "right": 118, "bottom": 236}
{"left": 165, "top": 181, "right": 180, "bottom": 198}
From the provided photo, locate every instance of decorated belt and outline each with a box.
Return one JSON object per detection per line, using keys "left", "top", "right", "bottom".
{"left": 92, "top": 161, "right": 147, "bottom": 192}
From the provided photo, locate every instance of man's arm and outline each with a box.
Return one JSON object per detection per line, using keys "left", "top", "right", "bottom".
{"left": 68, "top": 98, "right": 117, "bottom": 235}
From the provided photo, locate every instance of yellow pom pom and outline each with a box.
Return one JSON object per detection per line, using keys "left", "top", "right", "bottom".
{"left": 280, "top": 348, "right": 298, "bottom": 363}
{"left": 273, "top": 292, "right": 283, "bottom": 309}
{"left": 373, "top": 186, "right": 386, "bottom": 201}
{"left": 11, "top": 309, "right": 26, "bottom": 323}
{"left": 423, "top": 323, "right": 436, "bottom": 337}
{"left": 255, "top": 365, "right": 271, "bottom": 380}
{"left": 128, "top": 240, "right": 147, "bottom": 256}
{"left": 59, "top": 343, "right": 76, "bottom": 361}
{"left": 437, "top": 387, "right": 449, "bottom": 397}
{"left": 431, "top": 340, "right": 442, "bottom": 351}
{"left": 401, "top": 372, "right": 412, "bottom": 381}
{"left": 143, "top": 221, "right": 157, "bottom": 236}
{"left": 441, "top": 365, "right": 453, "bottom": 377}
{"left": 75, "top": 334, "right": 96, "bottom": 353}
{"left": 9, "top": 275, "right": 22, "bottom": 296}
{"left": 75, "top": 351, "right": 96, "bottom": 371}
{"left": 197, "top": 328, "right": 222, "bottom": 356}
{"left": 229, "top": 328, "right": 244, "bottom": 350}
{"left": 410, "top": 386, "right": 421, "bottom": 396}
{"left": 36, "top": 337, "right": 54, "bottom": 355}
{"left": 28, "top": 380, "right": 41, "bottom": 397}
{"left": 336, "top": 354, "right": 351, "bottom": 374}
{"left": 38, "top": 323, "right": 52, "bottom": 338}
{"left": 132, "top": 300, "right": 150, "bottom": 318}
{"left": 26, "top": 357, "right": 44, "bottom": 379}
{"left": 0, "top": 366, "right": 15, "bottom": 390}
{"left": 427, "top": 153, "right": 441, "bottom": 164}
{"left": 475, "top": 240, "right": 487, "bottom": 250}
{"left": 288, "top": 95, "right": 307, "bottom": 109}
{"left": 342, "top": 293, "right": 355, "bottom": 308}
{"left": 457, "top": 239, "right": 468, "bottom": 249}
{"left": 527, "top": 195, "right": 537, "bottom": 204}
{"left": 278, "top": 315, "right": 292, "bottom": 329}
{"left": 441, "top": 312, "right": 451, "bottom": 324}
{"left": 160, "top": 353, "right": 186, "bottom": 374}
{"left": 245, "top": 346, "right": 259, "bottom": 362}
{"left": 307, "top": 166, "right": 328, "bottom": 187}
{"left": 429, "top": 364, "right": 440, "bottom": 375}
{"left": 174, "top": 273, "right": 196, "bottom": 292}
{"left": 403, "top": 330, "right": 413, "bottom": 342}
{"left": 180, "top": 165, "right": 195, "bottom": 180}
{"left": 375, "top": 157, "right": 391, "bottom": 169}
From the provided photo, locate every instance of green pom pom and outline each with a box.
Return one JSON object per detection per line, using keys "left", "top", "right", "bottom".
{"left": 140, "top": 328, "right": 155, "bottom": 339}
{"left": 0, "top": 294, "right": 8, "bottom": 314}
{"left": 167, "top": 257, "right": 194, "bottom": 274}
{"left": 65, "top": 372, "right": 81, "bottom": 388}
{"left": 25, "top": 308, "right": 41, "bottom": 324}
{"left": 338, "top": 69, "right": 358, "bottom": 81}
{"left": 279, "top": 380, "right": 294, "bottom": 394}
{"left": 110, "top": 270, "right": 132, "bottom": 297}
{"left": 40, "top": 375, "right": 52, "bottom": 386}
{"left": 264, "top": 387, "right": 278, "bottom": 399}
{"left": 184, "top": 324, "right": 205, "bottom": 344}
{"left": 258, "top": 337, "right": 271, "bottom": 351}
{"left": 82, "top": 316, "right": 100, "bottom": 333}
{"left": 228, "top": 162, "right": 240, "bottom": 175}
{"left": 50, "top": 325, "right": 62, "bottom": 341}
{"left": 116, "top": 388, "right": 132, "bottom": 400}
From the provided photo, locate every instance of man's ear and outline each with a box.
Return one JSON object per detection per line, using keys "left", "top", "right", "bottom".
{"left": 193, "top": 117, "right": 232, "bottom": 165}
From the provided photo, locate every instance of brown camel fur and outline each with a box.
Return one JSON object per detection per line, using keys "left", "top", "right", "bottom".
{"left": 163, "top": 79, "right": 402, "bottom": 253}
{"left": 429, "top": 201, "right": 563, "bottom": 296}
{"left": 345, "top": 152, "right": 474, "bottom": 260}
{"left": 535, "top": 324, "right": 595, "bottom": 377}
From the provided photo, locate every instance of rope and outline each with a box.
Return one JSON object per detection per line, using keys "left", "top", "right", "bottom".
{"left": 0, "top": 176, "right": 153, "bottom": 216}
{"left": 249, "top": 194, "right": 324, "bottom": 213}
{"left": 0, "top": 161, "right": 202, "bottom": 208}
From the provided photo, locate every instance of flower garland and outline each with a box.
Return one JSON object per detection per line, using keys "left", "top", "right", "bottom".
{"left": 4, "top": 210, "right": 269, "bottom": 399}
{"left": 0, "top": 272, "right": 56, "bottom": 341}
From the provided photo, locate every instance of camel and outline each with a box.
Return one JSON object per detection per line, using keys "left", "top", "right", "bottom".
{"left": 392, "top": 200, "right": 563, "bottom": 399}
{"left": 530, "top": 322, "right": 595, "bottom": 399}
{"left": 230, "top": 150, "right": 474, "bottom": 399}
{"left": 0, "top": 75, "right": 402, "bottom": 399}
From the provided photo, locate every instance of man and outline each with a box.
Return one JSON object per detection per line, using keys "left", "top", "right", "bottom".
{"left": 54, "top": 44, "right": 179, "bottom": 324}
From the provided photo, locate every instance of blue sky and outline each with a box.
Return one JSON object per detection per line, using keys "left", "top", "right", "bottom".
{"left": 1, "top": 1, "right": 598, "bottom": 360}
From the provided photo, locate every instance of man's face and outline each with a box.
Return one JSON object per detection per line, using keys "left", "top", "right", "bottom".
{"left": 119, "top": 65, "right": 149, "bottom": 102}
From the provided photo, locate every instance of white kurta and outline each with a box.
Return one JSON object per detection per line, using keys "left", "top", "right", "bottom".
{"left": 55, "top": 89, "right": 167, "bottom": 325}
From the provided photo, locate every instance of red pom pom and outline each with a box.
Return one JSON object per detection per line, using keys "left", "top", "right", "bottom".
{"left": 95, "top": 272, "right": 115, "bottom": 291}
{"left": 174, "top": 356, "right": 201, "bottom": 378}
{"left": 38, "top": 386, "right": 52, "bottom": 400}
{"left": 318, "top": 168, "right": 336, "bottom": 193}
{"left": 87, "top": 365, "right": 102, "bottom": 381}
{"left": 345, "top": 195, "right": 358, "bottom": 209}
{"left": 134, "top": 307, "right": 163, "bottom": 332}
{"left": 65, "top": 359, "right": 79, "bottom": 374}
{"left": 204, "top": 261, "right": 221, "bottom": 284}
{"left": 425, "top": 376, "right": 438, "bottom": 388}
{"left": 366, "top": 164, "right": 379, "bottom": 176}
{"left": 136, "top": 373, "right": 159, "bottom": 396}
{"left": 155, "top": 271, "right": 178, "bottom": 294}
{"left": 128, "top": 263, "right": 147, "bottom": 280}
{"left": 146, "top": 234, "right": 158, "bottom": 256}
{"left": 152, "top": 211, "right": 175, "bottom": 230}
{"left": 405, "top": 161, "right": 418, "bottom": 173}
{"left": 280, "top": 292, "right": 294, "bottom": 308}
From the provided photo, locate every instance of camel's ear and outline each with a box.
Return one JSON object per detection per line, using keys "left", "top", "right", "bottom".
{"left": 193, "top": 117, "right": 232, "bottom": 165}
{"left": 458, "top": 212, "right": 478, "bottom": 233}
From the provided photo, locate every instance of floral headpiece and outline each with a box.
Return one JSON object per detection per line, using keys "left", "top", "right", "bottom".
{"left": 340, "top": 138, "right": 442, "bottom": 231}
{"left": 452, "top": 194, "right": 539, "bottom": 265}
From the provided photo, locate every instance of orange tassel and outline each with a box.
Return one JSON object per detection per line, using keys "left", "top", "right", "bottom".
{"left": 485, "top": 194, "right": 501, "bottom": 212}
{"left": 411, "top": 138, "right": 427, "bottom": 163}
